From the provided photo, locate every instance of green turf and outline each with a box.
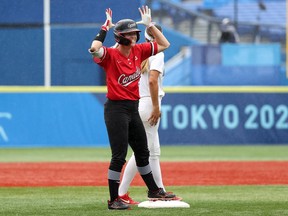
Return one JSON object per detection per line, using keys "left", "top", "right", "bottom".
{"left": 1, "top": 145, "right": 288, "bottom": 162}
{"left": 0, "top": 186, "right": 287, "bottom": 216}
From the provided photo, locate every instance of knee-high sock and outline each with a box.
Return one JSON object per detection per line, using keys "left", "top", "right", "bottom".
{"left": 118, "top": 155, "right": 138, "bottom": 196}
{"left": 149, "top": 155, "right": 165, "bottom": 191}
{"left": 108, "top": 169, "right": 121, "bottom": 201}
{"left": 137, "top": 164, "right": 159, "bottom": 191}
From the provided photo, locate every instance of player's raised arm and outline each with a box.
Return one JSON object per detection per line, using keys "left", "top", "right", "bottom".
{"left": 89, "top": 8, "right": 114, "bottom": 58}
{"left": 137, "top": 6, "right": 170, "bottom": 53}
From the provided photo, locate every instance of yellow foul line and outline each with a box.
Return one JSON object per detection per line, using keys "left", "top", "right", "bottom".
{"left": 0, "top": 86, "right": 288, "bottom": 93}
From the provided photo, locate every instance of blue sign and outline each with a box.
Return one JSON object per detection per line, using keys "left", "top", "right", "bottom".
{"left": 0, "top": 92, "right": 108, "bottom": 147}
{"left": 159, "top": 92, "right": 288, "bottom": 144}
{"left": 0, "top": 88, "right": 287, "bottom": 147}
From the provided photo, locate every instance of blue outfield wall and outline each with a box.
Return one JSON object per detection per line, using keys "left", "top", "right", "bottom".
{"left": 0, "top": 88, "right": 109, "bottom": 147}
{"left": 0, "top": 0, "right": 145, "bottom": 86}
{"left": 0, "top": 26, "right": 196, "bottom": 86}
{"left": 0, "top": 87, "right": 287, "bottom": 147}
{"left": 0, "top": 0, "right": 141, "bottom": 24}
{"left": 1, "top": 1, "right": 284, "bottom": 86}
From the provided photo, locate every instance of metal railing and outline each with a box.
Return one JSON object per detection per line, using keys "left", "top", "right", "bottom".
{"left": 146, "top": 0, "right": 286, "bottom": 47}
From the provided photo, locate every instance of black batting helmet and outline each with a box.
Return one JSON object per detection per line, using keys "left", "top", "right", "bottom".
{"left": 113, "top": 19, "right": 141, "bottom": 46}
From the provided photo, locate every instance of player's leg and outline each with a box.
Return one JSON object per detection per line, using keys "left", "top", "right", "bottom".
{"left": 119, "top": 154, "right": 137, "bottom": 196}
{"left": 128, "top": 107, "right": 158, "bottom": 192}
{"left": 145, "top": 122, "right": 165, "bottom": 190}
{"left": 104, "top": 100, "right": 130, "bottom": 209}
{"left": 129, "top": 106, "right": 175, "bottom": 200}
{"left": 118, "top": 154, "right": 139, "bottom": 204}
{"left": 139, "top": 97, "right": 165, "bottom": 190}
{"left": 118, "top": 97, "right": 151, "bottom": 198}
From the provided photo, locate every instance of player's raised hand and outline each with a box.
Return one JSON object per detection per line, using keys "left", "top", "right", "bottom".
{"left": 137, "top": 5, "right": 152, "bottom": 27}
{"left": 102, "top": 8, "right": 115, "bottom": 31}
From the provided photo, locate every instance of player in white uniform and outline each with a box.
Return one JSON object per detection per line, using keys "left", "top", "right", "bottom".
{"left": 118, "top": 24, "right": 179, "bottom": 205}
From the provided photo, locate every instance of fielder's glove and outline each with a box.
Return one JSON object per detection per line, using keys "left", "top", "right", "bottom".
{"left": 101, "top": 8, "right": 115, "bottom": 31}
{"left": 137, "top": 5, "right": 153, "bottom": 27}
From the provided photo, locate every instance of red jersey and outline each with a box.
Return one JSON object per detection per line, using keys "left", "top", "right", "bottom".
{"left": 94, "top": 42, "right": 158, "bottom": 100}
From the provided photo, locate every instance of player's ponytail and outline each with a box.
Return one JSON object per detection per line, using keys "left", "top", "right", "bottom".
{"left": 141, "top": 59, "right": 149, "bottom": 74}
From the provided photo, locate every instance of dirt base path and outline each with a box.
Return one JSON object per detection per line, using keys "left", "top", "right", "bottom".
{"left": 1, "top": 161, "right": 288, "bottom": 187}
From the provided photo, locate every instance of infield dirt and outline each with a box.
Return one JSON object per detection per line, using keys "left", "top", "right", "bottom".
{"left": 1, "top": 161, "right": 288, "bottom": 187}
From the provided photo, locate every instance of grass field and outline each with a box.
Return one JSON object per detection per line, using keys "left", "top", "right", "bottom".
{"left": 1, "top": 145, "right": 288, "bottom": 216}
{"left": 1, "top": 145, "right": 288, "bottom": 162}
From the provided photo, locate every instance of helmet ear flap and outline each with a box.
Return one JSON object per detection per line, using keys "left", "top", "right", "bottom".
{"left": 113, "top": 31, "right": 131, "bottom": 46}
{"left": 136, "top": 32, "right": 140, "bottom": 42}
{"left": 113, "top": 32, "right": 120, "bottom": 43}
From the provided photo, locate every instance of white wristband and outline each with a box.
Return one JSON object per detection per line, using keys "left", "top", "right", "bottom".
{"left": 147, "top": 22, "right": 155, "bottom": 28}
{"left": 88, "top": 47, "right": 104, "bottom": 58}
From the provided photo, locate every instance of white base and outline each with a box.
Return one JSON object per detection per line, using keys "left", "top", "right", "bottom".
{"left": 138, "top": 200, "right": 190, "bottom": 208}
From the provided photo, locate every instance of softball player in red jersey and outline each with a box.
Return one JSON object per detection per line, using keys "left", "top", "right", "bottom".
{"left": 89, "top": 6, "right": 175, "bottom": 210}
{"left": 118, "top": 24, "right": 180, "bottom": 205}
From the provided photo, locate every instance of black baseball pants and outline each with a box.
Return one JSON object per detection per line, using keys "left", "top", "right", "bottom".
{"left": 104, "top": 99, "right": 150, "bottom": 172}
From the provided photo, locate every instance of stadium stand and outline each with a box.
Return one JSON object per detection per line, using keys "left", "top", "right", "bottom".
{"left": 144, "top": 0, "right": 286, "bottom": 86}
{"left": 147, "top": 0, "right": 285, "bottom": 44}
{"left": 0, "top": 0, "right": 286, "bottom": 86}
{"left": 210, "top": 0, "right": 286, "bottom": 42}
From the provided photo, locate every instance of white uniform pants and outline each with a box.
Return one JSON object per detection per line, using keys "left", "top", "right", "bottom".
{"left": 118, "top": 96, "right": 165, "bottom": 195}
{"left": 138, "top": 96, "right": 162, "bottom": 157}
